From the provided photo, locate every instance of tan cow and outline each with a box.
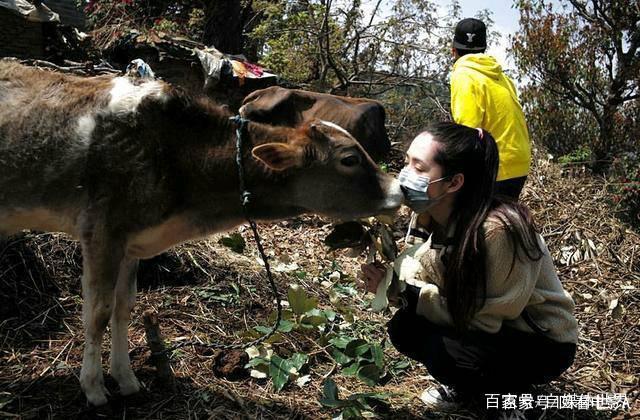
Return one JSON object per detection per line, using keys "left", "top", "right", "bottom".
{"left": 0, "top": 61, "right": 402, "bottom": 405}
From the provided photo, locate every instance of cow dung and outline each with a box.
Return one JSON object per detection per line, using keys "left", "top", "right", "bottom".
{"left": 211, "top": 349, "right": 249, "bottom": 381}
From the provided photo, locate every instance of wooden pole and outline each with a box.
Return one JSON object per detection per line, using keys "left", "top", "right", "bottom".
{"left": 142, "top": 309, "right": 176, "bottom": 390}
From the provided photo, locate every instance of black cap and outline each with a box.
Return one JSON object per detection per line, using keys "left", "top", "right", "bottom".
{"left": 453, "top": 18, "right": 487, "bottom": 51}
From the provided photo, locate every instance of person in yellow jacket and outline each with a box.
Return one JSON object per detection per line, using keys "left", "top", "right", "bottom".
{"left": 450, "top": 18, "right": 532, "bottom": 199}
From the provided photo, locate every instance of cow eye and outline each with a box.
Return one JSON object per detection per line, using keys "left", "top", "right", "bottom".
{"left": 340, "top": 155, "right": 361, "bottom": 167}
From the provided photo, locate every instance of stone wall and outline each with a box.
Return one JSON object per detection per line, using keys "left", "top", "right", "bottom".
{"left": 0, "top": 9, "right": 44, "bottom": 58}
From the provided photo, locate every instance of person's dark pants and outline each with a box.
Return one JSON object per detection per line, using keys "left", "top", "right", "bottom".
{"left": 495, "top": 176, "right": 527, "bottom": 201}
{"left": 387, "top": 308, "right": 576, "bottom": 396}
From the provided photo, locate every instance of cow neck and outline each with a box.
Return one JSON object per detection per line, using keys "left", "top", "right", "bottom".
{"left": 180, "top": 117, "right": 300, "bottom": 215}
{"left": 238, "top": 121, "right": 295, "bottom": 178}
{"left": 234, "top": 120, "right": 305, "bottom": 220}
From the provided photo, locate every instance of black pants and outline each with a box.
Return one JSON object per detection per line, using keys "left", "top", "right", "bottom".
{"left": 387, "top": 308, "right": 576, "bottom": 396}
{"left": 495, "top": 176, "right": 527, "bottom": 201}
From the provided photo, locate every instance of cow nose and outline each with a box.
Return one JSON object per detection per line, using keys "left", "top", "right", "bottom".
{"left": 383, "top": 178, "right": 404, "bottom": 210}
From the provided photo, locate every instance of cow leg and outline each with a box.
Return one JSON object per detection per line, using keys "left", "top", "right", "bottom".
{"left": 110, "top": 257, "right": 141, "bottom": 395}
{"left": 79, "top": 232, "right": 124, "bottom": 406}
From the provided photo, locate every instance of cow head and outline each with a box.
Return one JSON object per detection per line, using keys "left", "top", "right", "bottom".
{"left": 251, "top": 120, "right": 403, "bottom": 220}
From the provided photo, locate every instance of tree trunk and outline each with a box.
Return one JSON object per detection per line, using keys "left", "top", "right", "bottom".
{"left": 203, "top": 1, "right": 243, "bottom": 54}
{"left": 593, "top": 104, "right": 617, "bottom": 173}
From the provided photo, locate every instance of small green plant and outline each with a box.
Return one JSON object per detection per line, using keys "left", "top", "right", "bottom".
{"left": 218, "top": 233, "right": 246, "bottom": 253}
{"left": 246, "top": 284, "right": 390, "bottom": 392}
{"left": 152, "top": 17, "right": 180, "bottom": 34}
{"left": 389, "top": 359, "right": 411, "bottom": 377}
{"left": 194, "top": 283, "right": 240, "bottom": 306}
{"left": 287, "top": 284, "right": 337, "bottom": 328}
{"left": 245, "top": 348, "right": 309, "bottom": 391}
{"left": 558, "top": 144, "right": 592, "bottom": 165}
{"left": 245, "top": 284, "right": 334, "bottom": 391}
{"left": 319, "top": 379, "right": 389, "bottom": 419}
{"left": 329, "top": 337, "right": 385, "bottom": 386}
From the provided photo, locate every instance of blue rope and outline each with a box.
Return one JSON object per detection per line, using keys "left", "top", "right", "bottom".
{"left": 230, "top": 115, "right": 252, "bottom": 208}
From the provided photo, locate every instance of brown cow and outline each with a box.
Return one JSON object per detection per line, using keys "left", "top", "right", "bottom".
{"left": 240, "top": 86, "right": 391, "bottom": 160}
{"left": 0, "top": 61, "right": 403, "bottom": 405}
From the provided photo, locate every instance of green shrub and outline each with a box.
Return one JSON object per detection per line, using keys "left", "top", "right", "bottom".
{"left": 558, "top": 144, "right": 592, "bottom": 165}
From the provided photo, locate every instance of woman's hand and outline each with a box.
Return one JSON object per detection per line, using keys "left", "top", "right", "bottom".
{"left": 360, "top": 262, "right": 387, "bottom": 293}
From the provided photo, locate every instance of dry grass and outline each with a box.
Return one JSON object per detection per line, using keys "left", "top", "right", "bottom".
{"left": 0, "top": 150, "right": 638, "bottom": 420}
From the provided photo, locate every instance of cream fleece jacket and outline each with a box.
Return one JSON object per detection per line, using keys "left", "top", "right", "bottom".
{"left": 391, "top": 218, "right": 578, "bottom": 344}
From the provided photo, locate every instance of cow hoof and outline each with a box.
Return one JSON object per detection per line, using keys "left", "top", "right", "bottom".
{"left": 114, "top": 370, "right": 141, "bottom": 396}
{"left": 83, "top": 383, "right": 110, "bottom": 406}
{"left": 119, "top": 376, "right": 141, "bottom": 396}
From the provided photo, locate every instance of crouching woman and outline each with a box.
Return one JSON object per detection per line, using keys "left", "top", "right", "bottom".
{"left": 362, "top": 122, "right": 577, "bottom": 409}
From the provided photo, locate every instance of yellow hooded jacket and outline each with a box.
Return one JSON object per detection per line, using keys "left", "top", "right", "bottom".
{"left": 451, "top": 54, "right": 531, "bottom": 181}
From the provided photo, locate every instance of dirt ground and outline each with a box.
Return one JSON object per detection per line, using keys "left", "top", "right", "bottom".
{"left": 0, "top": 152, "right": 638, "bottom": 419}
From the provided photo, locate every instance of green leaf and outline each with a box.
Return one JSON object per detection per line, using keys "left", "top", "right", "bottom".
{"left": 391, "top": 359, "right": 411, "bottom": 375}
{"left": 345, "top": 339, "right": 370, "bottom": 358}
{"left": 329, "top": 336, "right": 352, "bottom": 349}
{"left": 341, "top": 362, "right": 359, "bottom": 376}
{"left": 371, "top": 343, "right": 384, "bottom": 369}
{"left": 331, "top": 348, "right": 353, "bottom": 366}
{"left": 254, "top": 320, "right": 295, "bottom": 334}
{"left": 245, "top": 357, "right": 269, "bottom": 368}
{"left": 277, "top": 319, "right": 295, "bottom": 333}
{"left": 218, "top": 233, "right": 246, "bottom": 253}
{"left": 346, "top": 391, "right": 389, "bottom": 402}
{"left": 288, "top": 353, "right": 309, "bottom": 372}
{"left": 254, "top": 325, "right": 273, "bottom": 335}
{"left": 265, "top": 353, "right": 309, "bottom": 392}
{"left": 319, "top": 379, "right": 344, "bottom": 408}
{"left": 301, "top": 308, "right": 327, "bottom": 327}
{"left": 268, "top": 308, "right": 294, "bottom": 322}
{"left": 357, "top": 364, "right": 383, "bottom": 386}
{"left": 323, "top": 309, "right": 337, "bottom": 322}
{"left": 269, "top": 354, "right": 291, "bottom": 391}
{"left": 288, "top": 284, "right": 318, "bottom": 315}
{"left": 342, "top": 406, "right": 363, "bottom": 419}
{"left": 264, "top": 332, "right": 283, "bottom": 344}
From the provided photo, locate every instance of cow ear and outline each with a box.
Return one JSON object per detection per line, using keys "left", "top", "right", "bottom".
{"left": 252, "top": 143, "right": 302, "bottom": 171}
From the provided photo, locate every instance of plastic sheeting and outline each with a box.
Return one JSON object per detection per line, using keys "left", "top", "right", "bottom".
{"left": 195, "top": 46, "right": 276, "bottom": 88}
{"left": 0, "top": 0, "right": 60, "bottom": 23}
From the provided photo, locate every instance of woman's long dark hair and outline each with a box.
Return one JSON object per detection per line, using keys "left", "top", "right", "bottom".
{"left": 429, "top": 122, "right": 543, "bottom": 331}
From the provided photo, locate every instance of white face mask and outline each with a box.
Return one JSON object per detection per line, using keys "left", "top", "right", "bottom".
{"left": 398, "top": 167, "right": 449, "bottom": 213}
